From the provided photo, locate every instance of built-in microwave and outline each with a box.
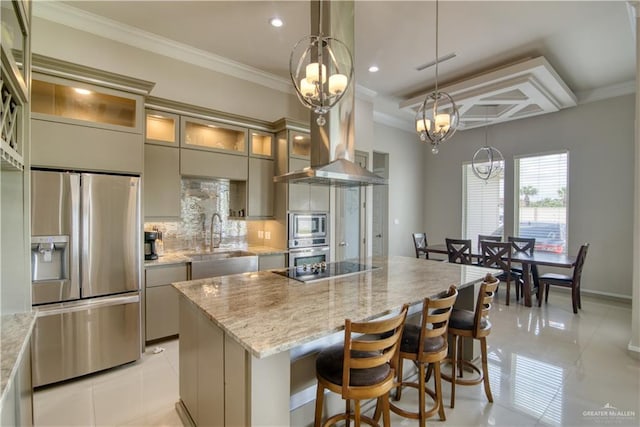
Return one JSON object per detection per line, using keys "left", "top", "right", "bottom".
{"left": 288, "top": 212, "right": 328, "bottom": 248}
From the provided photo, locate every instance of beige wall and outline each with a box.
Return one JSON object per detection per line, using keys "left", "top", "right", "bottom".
{"left": 372, "top": 122, "right": 426, "bottom": 257}
{"left": 423, "top": 94, "right": 636, "bottom": 298}
{"left": 32, "top": 17, "right": 308, "bottom": 123}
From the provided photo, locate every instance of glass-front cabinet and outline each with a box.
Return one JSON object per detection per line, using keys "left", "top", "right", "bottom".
{"left": 181, "top": 116, "right": 247, "bottom": 155}
{"left": 249, "top": 130, "right": 273, "bottom": 158}
{"left": 145, "top": 109, "right": 179, "bottom": 146}
{"left": 289, "top": 130, "right": 310, "bottom": 159}
{"left": 31, "top": 76, "right": 140, "bottom": 132}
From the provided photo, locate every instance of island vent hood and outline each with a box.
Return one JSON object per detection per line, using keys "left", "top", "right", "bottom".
{"left": 273, "top": 1, "right": 387, "bottom": 188}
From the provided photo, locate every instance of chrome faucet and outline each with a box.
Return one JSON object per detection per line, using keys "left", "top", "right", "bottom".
{"left": 210, "top": 213, "right": 222, "bottom": 249}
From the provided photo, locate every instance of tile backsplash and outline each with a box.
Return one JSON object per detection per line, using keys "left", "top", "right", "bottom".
{"left": 145, "top": 178, "right": 246, "bottom": 252}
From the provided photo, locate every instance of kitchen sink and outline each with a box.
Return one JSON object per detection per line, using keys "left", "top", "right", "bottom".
{"left": 189, "top": 250, "right": 258, "bottom": 280}
{"left": 187, "top": 250, "right": 255, "bottom": 262}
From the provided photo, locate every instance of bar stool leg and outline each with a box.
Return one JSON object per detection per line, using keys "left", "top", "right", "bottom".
{"left": 480, "top": 337, "right": 493, "bottom": 403}
{"left": 354, "top": 400, "right": 361, "bottom": 426}
{"left": 450, "top": 334, "right": 458, "bottom": 409}
{"left": 418, "top": 362, "right": 426, "bottom": 427}
{"left": 434, "top": 361, "right": 446, "bottom": 421}
{"left": 381, "top": 393, "right": 391, "bottom": 427}
{"left": 394, "top": 357, "right": 404, "bottom": 401}
{"left": 314, "top": 383, "right": 324, "bottom": 427}
{"left": 345, "top": 400, "right": 351, "bottom": 427}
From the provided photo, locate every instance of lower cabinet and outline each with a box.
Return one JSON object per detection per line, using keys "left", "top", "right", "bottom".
{"left": 258, "top": 254, "right": 285, "bottom": 271}
{"left": 145, "top": 264, "right": 188, "bottom": 342}
{"left": 0, "top": 341, "right": 33, "bottom": 427}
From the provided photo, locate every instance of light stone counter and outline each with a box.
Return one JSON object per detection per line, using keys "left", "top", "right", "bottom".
{"left": 144, "top": 245, "right": 287, "bottom": 267}
{"left": 0, "top": 312, "right": 36, "bottom": 405}
{"left": 173, "top": 256, "right": 495, "bottom": 359}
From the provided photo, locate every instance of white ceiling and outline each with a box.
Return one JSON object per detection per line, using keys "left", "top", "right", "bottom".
{"left": 40, "top": 1, "right": 637, "bottom": 129}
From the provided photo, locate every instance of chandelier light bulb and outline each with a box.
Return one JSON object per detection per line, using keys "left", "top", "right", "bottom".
{"left": 328, "top": 74, "right": 348, "bottom": 95}
{"left": 300, "top": 78, "right": 316, "bottom": 98}
{"left": 305, "top": 62, "right": 327, "bottom": 84}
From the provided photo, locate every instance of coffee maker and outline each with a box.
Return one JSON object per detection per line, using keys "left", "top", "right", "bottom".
{"left": 144, "top": 231, "right": 158, "bottom": 260}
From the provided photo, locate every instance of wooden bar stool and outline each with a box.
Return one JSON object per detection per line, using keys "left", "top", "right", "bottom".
{"left": 314, "top": 304, "right": 409, "bottom": 427}
{"left": 442, "top": 274, "right": 498, "bottom": 408}
{"left": 390, "top": 286, "right": 458, "bottom": 427}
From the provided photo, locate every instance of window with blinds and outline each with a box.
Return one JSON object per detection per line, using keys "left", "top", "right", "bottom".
{"left": 515, "top": 152, "right": 568, "bottom": 254}
{"left": 462, "top": 162, "right": 504, "bottom": 251}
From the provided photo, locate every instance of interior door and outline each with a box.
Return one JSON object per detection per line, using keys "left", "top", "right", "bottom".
{"left": 335, "top": 151, "right": 368, "bottom": 262}
{"left": 372, "top": 152, "right": 389, "bottom": 257}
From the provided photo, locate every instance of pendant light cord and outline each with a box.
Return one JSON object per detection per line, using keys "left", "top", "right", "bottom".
{"left": 434, "top": 0, "right": 439, "bottom": 96}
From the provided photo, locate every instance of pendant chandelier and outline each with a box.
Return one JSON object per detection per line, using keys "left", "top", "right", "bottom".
{"left": 289, "top": 0, "right": 354, "bottom": 126}
{"left": 416, "top": 0, "right": 459, "bottom": 154}
{"left": 471, "top": 107, "right": 504, "bottom": 181}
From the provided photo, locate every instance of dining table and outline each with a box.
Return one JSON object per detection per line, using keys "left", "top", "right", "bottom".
{"left": 424, "top": 244, "right": 578, "bottom": 307}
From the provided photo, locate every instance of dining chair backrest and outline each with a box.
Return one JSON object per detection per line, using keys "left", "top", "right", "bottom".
{"left": 473, "top": 278, "right": 499, "bottom": 337}
{"left": 478, "top": 235, "right": 501, "bottom": 253}
{"left": 508, "top": 236, "right": 535, "bottom": 256}
{"left": 412, "top": 233, "right": 428, "bottom": 259}
{"left": 445, "top": 238, "right": 473, "bottom": 265}
{"left": 342, "top": 304, "right": 409, "bottom": 395}
{"left": 480, "top": 241, "right": 513, "bottom": 272}
{"left": 572, "top": 243, "right": 589, "bottom": 286}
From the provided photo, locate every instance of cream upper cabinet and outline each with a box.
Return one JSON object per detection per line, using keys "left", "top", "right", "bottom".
{"left": 247, "top": 157, "right": 274, "bottom": 217}
{"left": 180, "top": 116, "right": 247, "bottom": 155}
{"left": 249, "top": 130, "right": 273, "bottom": 158}
{"left": 144, "top": 144, "right": 180, "bottom": 218}
{"left": 30, "top": 70, "right": 151, "bottom": 174}
{"left": 145, "top": 110, "right": 179, "bottom": 146}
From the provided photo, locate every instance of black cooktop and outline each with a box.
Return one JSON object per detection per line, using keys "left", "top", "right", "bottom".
{"left": 273, "top": 261, "right": 379, "bottom": 283}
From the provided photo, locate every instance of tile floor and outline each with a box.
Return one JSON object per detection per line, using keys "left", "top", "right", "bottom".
{"left": 34, "top": 291, "right": 640, "bottom": 426}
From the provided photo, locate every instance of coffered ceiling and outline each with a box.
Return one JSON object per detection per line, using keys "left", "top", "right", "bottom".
{"left": 36, "top": 1, "right": 637, "bottom": 130}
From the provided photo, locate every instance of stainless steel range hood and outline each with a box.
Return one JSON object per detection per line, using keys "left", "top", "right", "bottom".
{"left": 273, "top": 0, "right": 387, "bottom": 188}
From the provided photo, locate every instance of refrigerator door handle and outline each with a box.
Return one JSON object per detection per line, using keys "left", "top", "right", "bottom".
{"left": 34, "top": 294, "right": 140, "bottom": 317}
{"left": 70, "top": 173, "right": 81, "bottom": 297}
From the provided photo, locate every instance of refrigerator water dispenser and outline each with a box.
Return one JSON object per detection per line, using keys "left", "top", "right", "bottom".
{"left": 31, "top": 235, "right": 69, "bottom": 282}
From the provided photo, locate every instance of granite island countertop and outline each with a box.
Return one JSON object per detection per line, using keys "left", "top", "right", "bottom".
{"left": 1, "top": 312, "right": 36, "bottom": 405}
{"left": 172, "top": 256, "right": 496, "bottom": 359}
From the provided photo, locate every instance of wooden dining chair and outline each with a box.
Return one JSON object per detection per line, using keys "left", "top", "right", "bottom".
{"left": 480, "top": 241, "right": 523, "bottom": 305}
{"left": 477, "top": 234, "right": 501, "bottom": 254}
{"left": 442, "top": 274, "right": 499, "bottom": 408}
{"left": 391, "top": 286, "right": 458, "bottom": 427}
{"left": 412, "top": 233, "right": 429, "bottom": 259}
{"left": 445, "top": 238, "right": 473, "bottom": 265}
{"left": 538, "top": 244, "right": 589, "bottom": 314}
{"left": 508, "top": 236, "right": 539, "bottom": 296}
{"left": 314, "top": 304, "right": 409, "bottom": 427}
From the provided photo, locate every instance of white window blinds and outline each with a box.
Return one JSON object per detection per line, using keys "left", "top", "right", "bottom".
{"left": 462, "top": 162, "right": 504, "bottom": 251}
{"left": 515, "top": 152, "right": 568, "bottom": 253}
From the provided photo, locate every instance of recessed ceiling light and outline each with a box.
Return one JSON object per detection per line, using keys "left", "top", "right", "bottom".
{"left": 368, "top": 65, "right": 379, "bottom": 73}
{"left": 269, "top": 17, "right": 283, "bottom": 28}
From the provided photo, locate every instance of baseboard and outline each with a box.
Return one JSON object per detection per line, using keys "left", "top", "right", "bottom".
{"left": 550, "top": 287, "right": 632, "bottom": 303}
{"left": 628, "top": 341, "right": 640, "bottom": 360}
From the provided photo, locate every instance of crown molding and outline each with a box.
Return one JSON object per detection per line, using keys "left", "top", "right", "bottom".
{"left": 575, "top": 80, "right": 636, "bottom": 105}
{"left": 33, "top": 1, "right": 294, "bottom": 95}
{"left": 372, "top": 111, "right": 414, "bottom": 133}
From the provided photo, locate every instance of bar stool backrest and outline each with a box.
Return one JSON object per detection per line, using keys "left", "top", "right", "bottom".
{"left": 342, "top": 304, "right": 409, "bottom": 396}
{"left": 417, "top": 286, "right": 458, "bottom": 359}
{"left": 474, "top": 279, "right": 499, "bottom": 337}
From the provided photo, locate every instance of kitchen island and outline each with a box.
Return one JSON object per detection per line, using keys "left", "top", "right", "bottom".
{"left": 172, "top": 256, "right": 496, "bottom": 426}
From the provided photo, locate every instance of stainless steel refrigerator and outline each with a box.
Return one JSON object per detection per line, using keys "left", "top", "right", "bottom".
{"left": 30, "top": 170, "right": 141, "bottom": 387}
